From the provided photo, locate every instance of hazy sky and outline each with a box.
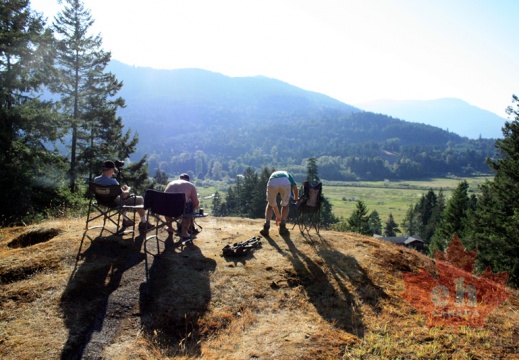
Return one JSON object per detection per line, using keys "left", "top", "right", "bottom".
{"left": 31, "top": 0, "right": 519, "bottom": 118}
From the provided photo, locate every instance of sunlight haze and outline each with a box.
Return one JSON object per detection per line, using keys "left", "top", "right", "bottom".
{"left": 31, "top": 0, "right": 519, "bottom": 118}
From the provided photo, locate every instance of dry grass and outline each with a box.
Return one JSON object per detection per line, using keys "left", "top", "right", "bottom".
{"left": 0, "top": 217, "right": 518, "bottom": 359}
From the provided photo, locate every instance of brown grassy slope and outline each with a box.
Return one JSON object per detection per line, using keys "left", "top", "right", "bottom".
{"left": 0, "top": 217, "right": 518, "bottom": 360}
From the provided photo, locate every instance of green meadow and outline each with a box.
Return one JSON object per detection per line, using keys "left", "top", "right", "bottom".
{"left": 195, "top": 176, "right": 493, "bottom": 228}
{"left": 323, "top": 176, "right": 492, "bottom": 225}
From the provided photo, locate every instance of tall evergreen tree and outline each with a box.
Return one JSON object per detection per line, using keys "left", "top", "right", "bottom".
{"left": 319, "top": 197, "right": 339, "bottom": 228}
{"left": 467, "top": 94, "right": 519, "bottom": 286}
{"left": 52, "top": 0, "right": 141, "bottom": 192}
{"left": 417, "top": 189, "right": 437, "bottom": 241}
{"left": 369, "top": 210, "right": 382, "bottom": 235}
{"left": 253, "top": 166, "right": 273, "bottom": 218}
{"left": 402, "top": 204, "right": 419, "bottom": 236}
{"left": 211, "top": 191, "right": 225, "bottom": 216}
{"left": 0, "top": 0, "right": 65, "bottom": 224}
{"left": 305, "top": 156, "right": 320, "bottom": 183}
{"left": 240, "top": 167, "right": 259, "bottom": 217}
{"left": 430, "top": 180, "right": 471, "bottom": 253}
{"left": 412, "top": 189, "right": 444, "bottom": 243}
{"left": 383, "top": 213, "right": 401, "bottom": 237}
{"left": 347, "top": 200, "right": 372, "bottom": 235}
{"left": 225, "top": 181, "right": 239, "bottom": 216}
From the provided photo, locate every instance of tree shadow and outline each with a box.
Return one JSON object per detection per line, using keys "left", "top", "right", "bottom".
{"left": 139, "top": 242, "right": 216, "bottom": 357}
{"left": 60, "top": 233, "right": 145, "bottom": 360}
{"left": 281, "top": 232, "right": 368, "bottom": 337}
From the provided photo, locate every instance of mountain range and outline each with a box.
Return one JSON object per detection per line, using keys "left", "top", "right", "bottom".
{"left": 356, "top": 98, "right": 506, "bottom": 139}
{"left": 106, "top": 60, "right": 497, "bottom": 180}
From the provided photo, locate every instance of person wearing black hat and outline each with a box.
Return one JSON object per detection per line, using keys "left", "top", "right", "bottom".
{"left": 164, "top": 173, "right": 199, "bottom": 242}
{"left": 94, "top": 160, "right": 154, "bottom": 231}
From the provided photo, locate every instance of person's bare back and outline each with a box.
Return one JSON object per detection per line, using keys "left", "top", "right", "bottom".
{"left": 165, "top": 179, "right": 199, "bottom": 208}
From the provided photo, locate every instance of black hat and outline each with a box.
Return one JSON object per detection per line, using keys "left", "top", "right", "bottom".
{"left": 102, "top": 160, "right": 117, "bottom": 170}
{"left": 179, "top": 173, "right": 190, "bottom": 181}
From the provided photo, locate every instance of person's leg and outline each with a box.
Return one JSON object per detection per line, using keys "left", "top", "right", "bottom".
{"left": 164, "top": 216, "right": 175, "bottom": 233}
{"left": 262, "top": 184, "right": 272, "bottom": 236}
{"left": 125, "top": 196, "right": 154, "bottom": 231}
{"left": 182, "top": 217, "right": 193, "bottom": 238}
{"left": 281, "top": 204, "right": 290, "bottom": 221}
{"left": 265, "top": 204, "right": 273, "bottom": 222}
{"left": 278, "top": 184, "right": 291, "bottom": 235}
{"left": 260, "top": 204, "right": 272, "bottom": 236}
{"left": 181, "top": 201, "right": 194, "bottom": 241}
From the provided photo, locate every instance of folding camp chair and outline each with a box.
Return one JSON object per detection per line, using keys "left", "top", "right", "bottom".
{"left": 143, "top": 190, "right": 187, "bottom": 257}
{"left": 292, "top": 181, "right": 323, "bottom": 234}
{"left": 77, "top": 182, "right": 141, "bottom": 259}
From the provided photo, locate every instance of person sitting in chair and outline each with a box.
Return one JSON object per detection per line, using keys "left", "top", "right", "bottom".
{"left": 164, "top": 173, "right": 199, "bottom": 242}
{"left": 94, "top": 160, "right": 154, "bottom": 231}
{"left": 260, "top": 170, "right": 299, "bottom": 236}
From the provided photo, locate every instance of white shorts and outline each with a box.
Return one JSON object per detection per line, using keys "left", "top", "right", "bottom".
{"left": 266, "top": 177, "right": 291, "bottom": 207}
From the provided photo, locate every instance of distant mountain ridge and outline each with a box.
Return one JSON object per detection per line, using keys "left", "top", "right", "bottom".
{"left": 110, "top": 61, "right": 357, "bottom": 115}
{"left": 356, "top": 98, "right": 506, "bottom": 139}
{"left": 108, "top": 60, "right": 361, "bottom": 157}
{"left": 106, "top": 60, "right": 497, "bottom": 180}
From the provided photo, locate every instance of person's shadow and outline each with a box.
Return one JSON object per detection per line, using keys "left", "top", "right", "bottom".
{"left": 271, "top": 232, "right": 381, "bottom": 338}
{"left": 312, "top": 236, "right": 389, "bottom": 316}
{"left": 139, "top": 242, "right": 216, "bottom": 357}
{"left": 60, "top": 234, "right": 145, "bottom": 360}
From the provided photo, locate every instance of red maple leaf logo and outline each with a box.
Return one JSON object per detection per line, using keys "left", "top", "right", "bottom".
{"left": 401, "top": 234, "right": 510, "bottom": 327}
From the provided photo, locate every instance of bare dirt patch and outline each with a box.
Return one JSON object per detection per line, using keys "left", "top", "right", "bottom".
{"left": 7, "top": 228, "right": 61, "bottom": 249}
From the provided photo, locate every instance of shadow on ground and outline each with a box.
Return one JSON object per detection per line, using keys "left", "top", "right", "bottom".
{"left": 266, "top": 230, "right": 388, "bottom": 338}
{"left": 60, "top": 233, "right": 145, "bottom": 360}
{"left": 139, "top": 241, "right": 216, "bottom": 357}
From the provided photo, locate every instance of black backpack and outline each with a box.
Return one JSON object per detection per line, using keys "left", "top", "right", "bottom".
{"left": 222, "top": 237, "right": 262, "bottom": 256}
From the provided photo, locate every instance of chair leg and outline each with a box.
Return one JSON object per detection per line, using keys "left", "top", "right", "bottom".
{"left": 77, "top": 232, "right": 87, "bottom": 260}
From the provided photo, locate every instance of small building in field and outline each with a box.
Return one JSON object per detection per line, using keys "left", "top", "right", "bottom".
{"left": 374, "top": 234, "right": 425, "bottom": 252}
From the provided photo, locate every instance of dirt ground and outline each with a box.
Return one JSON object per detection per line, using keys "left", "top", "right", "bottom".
{"left": 1, "top": 216, "right": 518, "bottom": 359}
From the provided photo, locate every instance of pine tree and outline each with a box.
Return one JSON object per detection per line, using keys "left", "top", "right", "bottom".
{"left": 383, "top": 213, "right": 401, "bottom": 237}
{"left": 430, "top": 181, "right": 471, "bottom": 253}
{"left": 0, "top": 0, "right": 65, "bottom": 224}
{"left": 225, "top": 182, "right": 239, "bottom": 216}
{"left": 319, "top": 197, "right": 339, "bottom": 228}
{"left": 154, "top": 169, "right": 168, "bottom": 185}
{"left": 240, "top": 167, "right": 259, "bottom": 217}
{"left": 253, "top": 166, "right": 273, "bottom": 218}
{"left": 369, "top": 210, "right": 382, "bottom": 235}
{"left": 402, "top": 204, "right": 418, "bottom": 235}
{"left": 52, "top": 0, "right": 141, "bottom": 192}
{"left": 347, "top": 200, "right": 372, "bottom": 235}
{"left": 306, "top": 157, "right": 320, "bottom": 183}
{"left": 467, "top": 95, "right": 519, "bottom": 286}
{"left": 211, "top": 191, "right": 224, "bottom": 216}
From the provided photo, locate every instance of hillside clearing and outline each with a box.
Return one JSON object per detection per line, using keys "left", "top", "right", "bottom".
{"left": 0, "top": 216, "right": 517, "bottom": 359}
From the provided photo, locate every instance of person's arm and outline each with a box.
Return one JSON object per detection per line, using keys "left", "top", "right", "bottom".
{"left": 121, "top": 184, "right": 131, "bottom": 199}
{"left": 292, "top": 184, "right": 299, "bottom": 201}
{"left": 191, "top": 186, "right": 200, "bottom": 208}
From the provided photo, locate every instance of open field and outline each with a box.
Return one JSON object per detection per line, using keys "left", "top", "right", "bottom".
{"left": 322, "top": 176, "right": 492, "bottom": 225}
{"left": 195, "top": 177, "right": 493, "bottom": 227}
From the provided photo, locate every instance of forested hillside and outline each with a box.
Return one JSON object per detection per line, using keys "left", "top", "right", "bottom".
{"left": 109, "top": 61, "right": 497, "bottom": 181}
{"left": 358, "top": 98, "right": 506, "bottom": 139}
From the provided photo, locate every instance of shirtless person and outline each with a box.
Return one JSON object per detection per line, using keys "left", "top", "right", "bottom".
{"left": 164, "top": 173, "right": 199, "bottom": 242}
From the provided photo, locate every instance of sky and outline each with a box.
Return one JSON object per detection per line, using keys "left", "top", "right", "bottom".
{"left": 31, "top": 0, "right": 519, "bottom": 118}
